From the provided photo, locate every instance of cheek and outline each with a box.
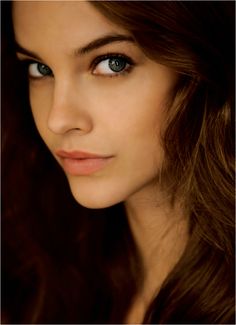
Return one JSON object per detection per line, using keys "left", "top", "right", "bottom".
{"left": 29, "top": 84, "right": 53, "bottom": 140}
{"left": 104, "top": 78, "right": 169, "bottom": 185}
{"left": 91, "top": 68, "right": 172, "bottom": 142}
{"left": 102, "top": 85, "right": 166, "bottom": 186}
{"left": 103, "top": 82, "right": 167, "bottom": 149}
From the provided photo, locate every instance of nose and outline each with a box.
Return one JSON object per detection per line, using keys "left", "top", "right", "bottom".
{"left": 47, "top": 78, "right": 93, "bottom": 135}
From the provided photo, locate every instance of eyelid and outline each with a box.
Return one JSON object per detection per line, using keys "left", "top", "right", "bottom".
{"left": 17, "top": 52, "right": 135, "bottom": 79}
{"left": 17, "top": 58, "right": 53, "bottom": 79}
{"left": 91, "top": 53, "right": 134, "bottom": 66}
{"left": 16, "top": 54, "right": 43, "bottom": 65}
{"left": 90, "top": 53, "right": 135, "bottom": 73}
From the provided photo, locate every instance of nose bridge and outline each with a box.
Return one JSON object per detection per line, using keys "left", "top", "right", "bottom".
{"left": 47, "top": 76, "right": 93, "bottom": 135}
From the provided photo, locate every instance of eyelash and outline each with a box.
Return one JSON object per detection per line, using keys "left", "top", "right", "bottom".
{"left": 91, "top": 53, "right": 135, "bottom": 77}
{"left": 19, "top": 59, "right": 52, "bottom": 80}
{"left": 19, "top": 53, "right": 135, "bottom": 80}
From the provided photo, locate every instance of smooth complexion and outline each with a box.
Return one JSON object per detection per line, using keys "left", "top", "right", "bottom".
{"left": 12, "top": 1, "right": 177, "bottom": 210}
{"left": 13, "top": 2, "right": 189, "bottom": 323}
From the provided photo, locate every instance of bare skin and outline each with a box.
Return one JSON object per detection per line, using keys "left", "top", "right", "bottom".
{"left": 12, "top": 2, "right": 189, "bottom": 323}
{"left": 125, "top": 189, "right": 189, "bottom": 323}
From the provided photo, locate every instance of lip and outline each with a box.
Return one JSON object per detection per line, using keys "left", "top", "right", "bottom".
{"left": 55, "top": 150, "right": 113, "bottom": 176}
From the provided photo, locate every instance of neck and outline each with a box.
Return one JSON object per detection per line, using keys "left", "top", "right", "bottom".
{"left": 124, "top": 188, "right": 189, "bottom": 322}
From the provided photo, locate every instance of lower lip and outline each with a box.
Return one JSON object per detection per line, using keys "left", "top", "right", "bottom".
{"left": 60, "top": 157, "right": 112, "bottom": 176}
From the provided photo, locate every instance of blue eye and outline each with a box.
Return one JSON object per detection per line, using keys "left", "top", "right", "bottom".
{"left": 108, "top": 57, "right": 127, "bottom": 72}
{"left": 28, "top": 62, "right": 53, "bottom": 78}
{"left": 93, "top": 54, "right": 134, "bottom": 76}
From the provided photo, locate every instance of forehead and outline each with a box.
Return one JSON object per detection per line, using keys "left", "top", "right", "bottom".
{"left": 12, "top": 1, "right": 128, "bottom": 53}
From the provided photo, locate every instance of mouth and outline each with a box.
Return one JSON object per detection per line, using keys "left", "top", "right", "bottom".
{"left": 55, "top": 150, "right": 113, "bottom": 176}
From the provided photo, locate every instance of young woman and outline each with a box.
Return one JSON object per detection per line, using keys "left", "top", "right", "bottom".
{"left": 2, "top": 1, "right": 235, "bottom": 324}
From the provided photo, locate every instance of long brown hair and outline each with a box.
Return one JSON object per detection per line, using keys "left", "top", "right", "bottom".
{"left": 2, "top": 1, "right": 235, "bottom": 324}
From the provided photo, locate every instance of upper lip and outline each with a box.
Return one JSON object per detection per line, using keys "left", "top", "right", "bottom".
{"left": 55, "top": 150, "right": 111, "bottom": 159}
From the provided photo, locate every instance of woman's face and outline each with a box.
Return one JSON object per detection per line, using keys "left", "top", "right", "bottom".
{"left": 13, "top": 1, "right": 177, "bottom": 209}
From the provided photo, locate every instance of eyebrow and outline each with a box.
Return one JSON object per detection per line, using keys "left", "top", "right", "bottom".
{"left": 77, "top": 34, "right": 134, "bottom": 55}
{"left": 15, "top": 33, "right": 134, "bottom": 60}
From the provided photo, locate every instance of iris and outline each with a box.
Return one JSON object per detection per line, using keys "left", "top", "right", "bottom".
{"left": 108, "top": 57, "right": 126, "bottom": 73}
{"left": 37, "top": 63, "right": 52, "bottom": 76}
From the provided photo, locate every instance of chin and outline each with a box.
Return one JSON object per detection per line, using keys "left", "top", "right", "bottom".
{"left": 69, "top": 184, "right": 123, "bottom": 210}
{"left": 71, "top": 191, "right": 121, "bottom": 210}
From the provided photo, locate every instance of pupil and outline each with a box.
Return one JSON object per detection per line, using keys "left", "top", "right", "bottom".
{"left": 109, "top": 58, "right": 126, "bottom": 72}
{"left": 38, "top": 63, "right": 51, "bottom": 76}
